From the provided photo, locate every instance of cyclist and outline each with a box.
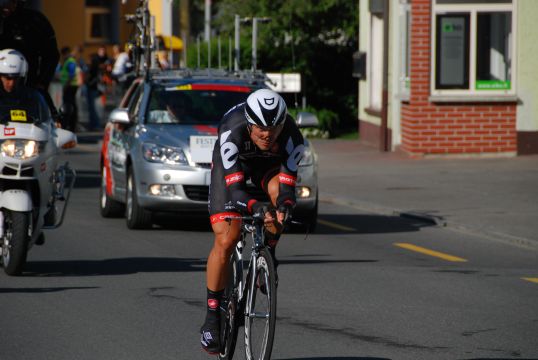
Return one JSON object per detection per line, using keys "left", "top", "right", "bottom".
{"left": 200, "top": 88, "right": 305, "bottom": 354}
{"left": 0, "top": 0, "right": 60, "bottom": 118}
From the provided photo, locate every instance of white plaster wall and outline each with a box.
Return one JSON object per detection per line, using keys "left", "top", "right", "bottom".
{"left": 359, "top": 0, "right": 382, "bottom": 127}
{"left": 517, "top": 0, "right": 538, "bottom": 131}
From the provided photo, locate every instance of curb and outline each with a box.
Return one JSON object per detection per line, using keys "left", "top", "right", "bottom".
{"left": 321, "top": 195, "right": 538, "bottom": 251}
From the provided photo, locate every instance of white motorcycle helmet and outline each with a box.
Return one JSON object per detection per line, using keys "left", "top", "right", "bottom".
{"left": 0, "top": 48, "right": 28, "bottom": 79}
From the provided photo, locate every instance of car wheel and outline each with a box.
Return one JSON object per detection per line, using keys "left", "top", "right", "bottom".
{"left": 99, "top": 165, "right": 125, "bottom": 218}
{"left": 125, "top": 168, "right": 152, "bottom": 229}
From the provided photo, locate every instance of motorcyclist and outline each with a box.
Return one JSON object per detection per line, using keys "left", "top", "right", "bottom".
{"left": 0, "top": 49, "right": 51, "bottom": 125}
{"left": 0, "top": 0, "right": 60, "bottom": 119}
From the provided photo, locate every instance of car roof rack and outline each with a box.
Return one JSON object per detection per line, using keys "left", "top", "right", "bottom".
{"left": 149, "top": 68, "right": 270, "bottom": 86}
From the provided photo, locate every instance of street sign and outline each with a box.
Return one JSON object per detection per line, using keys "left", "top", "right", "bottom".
{"left": 265, "top": 73, "right": 301, "bottom": 93}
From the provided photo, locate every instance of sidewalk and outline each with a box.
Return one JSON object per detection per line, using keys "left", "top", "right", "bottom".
{"left": 312, "top": 139, "right": 538, "bottom": 249}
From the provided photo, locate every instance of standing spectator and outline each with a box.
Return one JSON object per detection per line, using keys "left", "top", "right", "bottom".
{"left": 58, "top": 46, "right": 79, "bottom": 132}
{"left": 0, "top": 0, "right": 60, "bottom": 118}
{"left": 111, "top": 44, "right": 133, "bottom": 92}
{"left": 86, "top": 46, "right": 109, "bottom": 131}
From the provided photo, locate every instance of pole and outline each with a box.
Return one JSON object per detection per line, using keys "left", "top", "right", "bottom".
{"left": 228, "top": 36, "right": 232, "bottom": 71}
{"left": 234, "top": 14, "right": 240, "bottom": 71}
{"left": 252, "top": 18, "right": 257, "bottom": 71}
{"left": 218, "top": 36, "right": 221, "bottom": 69}
{"left": 204, "top": 0, "right": 211, "bottom": 42}
{"left": 197, "top": 36, "right": 200, "bottom": 68}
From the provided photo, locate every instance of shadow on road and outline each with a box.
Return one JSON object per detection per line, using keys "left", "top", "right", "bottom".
{"left": 0, "top": 286, "right": 98, "bottom": 293}
{"left": 73, "top": 169, "right": 100, "bottom": 188}
{"left": 22, "top": 255, "right": 381, "bottom": 277}
{"left": 23, "top": 257, "right": 207, "bottom": 277}
{"left": 276, "top": 358, "right": 392, "bottom": 360}
{"left": 312, "top": 214, "right": 433, "bottom": 235}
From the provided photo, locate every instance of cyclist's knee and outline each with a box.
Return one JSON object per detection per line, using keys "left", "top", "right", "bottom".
{"left": 212, "top": 220, "right": 241, "bottom": 253}
{"left": 266, "top": 175, "right": 280, "bottom": 206}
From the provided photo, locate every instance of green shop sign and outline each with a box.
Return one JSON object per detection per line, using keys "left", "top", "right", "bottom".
{"left": 476, "top": 80, "right": 511, "bottom": 90}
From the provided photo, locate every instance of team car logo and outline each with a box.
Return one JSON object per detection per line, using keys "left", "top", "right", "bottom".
{"left": 4, "top": 127, "right": 15, "bottom": 136}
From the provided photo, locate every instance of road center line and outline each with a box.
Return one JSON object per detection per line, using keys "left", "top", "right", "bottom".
{"left": 394, "top": 242, "right": 468, "bottom": 262}
{"left": 318, "top": 219, "right": 356, "bottom": 232}
{"left": 521, "top": 277, "right": 538, "bottom": 284}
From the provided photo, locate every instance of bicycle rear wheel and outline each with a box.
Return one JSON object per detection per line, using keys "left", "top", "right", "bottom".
{"left": 244, "top": 247, "right": 277, "bottom": 360}
{"left": 219, "top": 250, "right": 241, "bottom": 360}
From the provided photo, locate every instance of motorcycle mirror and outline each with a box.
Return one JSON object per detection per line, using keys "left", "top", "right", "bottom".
{"left": 56, "top": 128, "right": 77, "bottom": 149}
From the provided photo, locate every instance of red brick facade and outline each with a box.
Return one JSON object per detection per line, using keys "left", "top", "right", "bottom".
{"left": 400, "top": 0, "right": 517, "bottom": 155}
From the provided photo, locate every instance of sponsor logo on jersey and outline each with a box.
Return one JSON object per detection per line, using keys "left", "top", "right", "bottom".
{"left": 279, "top": 173, "right": 297, "bottom": 186}
{"left": 210, "top": 212, "right": 241, "bottom": 224}
{"left": 225, "top": 171, "right": 244, "bottom": 186}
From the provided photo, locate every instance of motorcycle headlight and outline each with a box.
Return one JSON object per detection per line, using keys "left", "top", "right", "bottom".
{"left": 142, "top": 143, "right": 188, "bottom": 165}
{"left": 299, "top": 146, "right": 314, "bottom": 166}
{"left": 1, "top": 139, "right": 41, "bottom": 160}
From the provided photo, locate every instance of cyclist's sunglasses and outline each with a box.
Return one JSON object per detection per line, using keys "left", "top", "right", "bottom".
{"left": 251, "top": 123, "right": 284, "bottom": 132}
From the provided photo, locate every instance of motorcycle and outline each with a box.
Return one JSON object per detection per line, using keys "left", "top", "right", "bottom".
{"left": 0, "top": 101, "right": 76, "bottom": 276}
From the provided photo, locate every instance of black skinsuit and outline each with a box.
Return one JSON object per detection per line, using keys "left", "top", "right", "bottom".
{"left": 209, "top": 103, "right": 305, "bottom": 224}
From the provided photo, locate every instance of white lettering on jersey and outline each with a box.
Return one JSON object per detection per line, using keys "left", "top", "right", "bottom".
{"left": 285, "top": 137, "right": 304, "bottom": 172}
{"left": 220, "top": 130, "right": 239, "bottom": 169}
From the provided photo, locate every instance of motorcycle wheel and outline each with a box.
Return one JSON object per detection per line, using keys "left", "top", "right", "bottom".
{"left": 1, "top": 211, "right": 30, "bottom": 276}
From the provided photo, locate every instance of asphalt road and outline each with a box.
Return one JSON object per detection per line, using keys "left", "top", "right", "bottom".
{"left": 1, "top": 139, "right": 537, "bottom": 360}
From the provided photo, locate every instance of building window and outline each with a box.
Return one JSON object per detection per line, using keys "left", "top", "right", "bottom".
{"left": 431, "top": 0, "right": 515, "bottom": 96}
{"left": 85, "top": 0, "right": 118, "bottom": 43}
{"left": 435, "top": 13, "right": 469, "bottom": 89}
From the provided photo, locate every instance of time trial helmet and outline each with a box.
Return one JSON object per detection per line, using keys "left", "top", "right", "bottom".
{"left": 244, "top": 89, "right": 287, "bottom": 128}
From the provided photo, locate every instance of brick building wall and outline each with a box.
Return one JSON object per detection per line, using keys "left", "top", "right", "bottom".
{"left": 400, "top": 0, "right": 517, "bottom": 156}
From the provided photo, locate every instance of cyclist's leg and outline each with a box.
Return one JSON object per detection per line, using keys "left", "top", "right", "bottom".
{"left": 202, "top": 162, "right": 241, "bottom": 354}
{"left": 258, "top": 170, "right": 284, "bottom": 273}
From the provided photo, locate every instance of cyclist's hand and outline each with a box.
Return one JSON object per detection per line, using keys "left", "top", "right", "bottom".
{"left": 276, "top": 203, "right": 293, "bottom": 225}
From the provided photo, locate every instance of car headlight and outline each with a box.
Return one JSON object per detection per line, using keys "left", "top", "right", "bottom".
{"left": 299, "top": 146, "right": 314, "bottom": 166}
{"left": 142, "top": 143, "right": 188, "bottom": 165}
{"left": 1, "top": 139, "right": 41, "bottom": 159}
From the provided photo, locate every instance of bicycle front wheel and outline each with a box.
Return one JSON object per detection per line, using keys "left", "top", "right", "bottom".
{"left": 219, "top": 250, "right": 241, "bottom": 360}
{"left": 244, "top": 247, "right": 277, "bottom": 360}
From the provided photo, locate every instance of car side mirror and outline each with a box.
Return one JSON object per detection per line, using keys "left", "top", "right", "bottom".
{"left": 56, "top": 128, "right": 77, "bottom": 149}
{"left": 109, "top": 108, "right": 131, "bottom": 125}
{"left": 296, "top": 112, "right": 319, "bottom": 128}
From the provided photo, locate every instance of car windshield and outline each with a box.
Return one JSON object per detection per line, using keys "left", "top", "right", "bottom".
{"left": 146, "top": 84, "right": 252, "bottom": 125}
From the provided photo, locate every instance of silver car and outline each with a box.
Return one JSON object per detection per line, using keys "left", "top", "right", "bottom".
{"left": 99, "top": 69, "right": 319, "bottom": 230}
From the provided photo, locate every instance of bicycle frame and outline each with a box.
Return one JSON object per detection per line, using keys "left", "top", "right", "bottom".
{"left": 233, "top": 217, "right": 266, "bottom": 312}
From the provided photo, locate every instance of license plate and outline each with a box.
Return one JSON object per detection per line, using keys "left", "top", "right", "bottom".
{"left": 190, "top": 136, "right": 217, "bottom": 163}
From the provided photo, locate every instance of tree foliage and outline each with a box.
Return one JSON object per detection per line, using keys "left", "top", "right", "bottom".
{"left": 188, "top": 0, "right": 358, "bottom": 136}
